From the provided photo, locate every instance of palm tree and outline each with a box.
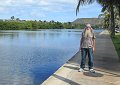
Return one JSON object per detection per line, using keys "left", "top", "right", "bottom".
{"left": 114, "top": 6, "right": 120, "bottom": 26}
{"left": 11, "top": 16, "right": 15, "bottom": 20}
{"left": 98, "top": 0, "right": 115, "bottom": 37}
{"left": 98, "top": 11, "right": 110, "bottom": 29}
{"left": 76, "top": 0, "right": 116, "bottom": 37}
{"left": 114, "top": 0, "right": 120, "bottom": 18}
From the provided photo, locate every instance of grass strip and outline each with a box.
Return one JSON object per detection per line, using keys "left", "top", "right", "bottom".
{"left": 111, "top": 32, "right": 120, "bottom": 61}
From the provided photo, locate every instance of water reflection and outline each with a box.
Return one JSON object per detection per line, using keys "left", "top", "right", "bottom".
{"left": 0, "top": 73, "right": 34, "bottom": 85}
{"left": 0, "top": 29, "right": 83, "bottom": 85}
{"left": 0, "top": 33, "right": 19, "bottom": 40}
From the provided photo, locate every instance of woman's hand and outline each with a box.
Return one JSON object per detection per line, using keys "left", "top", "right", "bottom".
{"left": 93, "top": 47, "right": 95, "bottom": 52}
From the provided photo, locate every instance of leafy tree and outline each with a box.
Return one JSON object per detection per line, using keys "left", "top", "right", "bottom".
{"left": 16, "top": 18, "right": 20, "bottom": 21}
{"left": 76, "top": 0, "right": 118, "bottom": 37}
{"left": 98, "top": 11, "right": 110, "bottom": 29}
{"left": 0, "top": 16, "right": 91, "bottom": 30}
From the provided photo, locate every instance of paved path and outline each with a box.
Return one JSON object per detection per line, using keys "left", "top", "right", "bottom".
{"left": 42, "top": 30, "right": 120, "bottom": 85}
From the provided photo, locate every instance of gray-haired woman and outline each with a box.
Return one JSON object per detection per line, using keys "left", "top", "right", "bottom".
{"left": 79, "top": 24, "right": 96, "bottom": 73}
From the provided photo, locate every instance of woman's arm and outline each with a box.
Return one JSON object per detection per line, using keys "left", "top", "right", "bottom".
{"left": 80, "top": 33, "right": 83, "bottom": 51}
{"left": 93, "top": 39, "right": 96, "bottom": 52}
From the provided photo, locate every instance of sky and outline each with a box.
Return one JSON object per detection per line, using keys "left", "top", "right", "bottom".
{"left": 0, "top": 0, "right": 102, "bottom": 22}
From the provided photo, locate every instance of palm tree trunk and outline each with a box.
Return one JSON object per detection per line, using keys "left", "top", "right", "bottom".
{"left": 110, "top": 5, "right": 115, "bottom": 37}
{"left": 118, "top": 5, "right": 120, "bottom": 19}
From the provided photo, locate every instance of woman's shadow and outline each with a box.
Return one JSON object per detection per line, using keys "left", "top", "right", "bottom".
{"left": 64, "top": 65, "right": 103, "bottom": 77}
{"left": 83, "top": 71, "right": 103, "bottom": 77}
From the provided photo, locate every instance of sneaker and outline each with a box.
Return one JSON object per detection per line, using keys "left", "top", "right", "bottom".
{"left": 78, "top": 68, "right": 84, "bottom": 72}
{"left": 89, "top": 69, "right": 95, "bottom": 73}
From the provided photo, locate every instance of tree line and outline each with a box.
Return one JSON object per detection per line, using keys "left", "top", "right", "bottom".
{"left": 0, "top": 20, "right": 69, "bottom": 30}
{"left": 0, "top": 16, "right": 99, "bottom": 30}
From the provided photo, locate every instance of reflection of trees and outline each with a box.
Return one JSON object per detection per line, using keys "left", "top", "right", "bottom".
{"left": 0, "top": 32, "right": 19, "bottom": 40}
{"left": 37, "top": 30, "right": 62, "bottom": 39}
{"left": 48, "top": 31, "right": 62, "bottom": 39}
{"left": 25, "top": 32, "right": 37, "bottom": 39}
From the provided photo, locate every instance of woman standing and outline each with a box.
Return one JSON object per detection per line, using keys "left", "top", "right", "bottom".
{"left": 79, "top": 24, "right": 96, "bottom": 73}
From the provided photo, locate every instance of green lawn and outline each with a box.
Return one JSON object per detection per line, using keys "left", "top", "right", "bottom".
{"left": 111, "top": 32, "right": 120, "bottom": 61}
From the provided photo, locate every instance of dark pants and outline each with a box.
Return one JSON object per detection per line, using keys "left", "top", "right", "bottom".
{"left": 80, "top": 48, "right": 93, "bottom": 69}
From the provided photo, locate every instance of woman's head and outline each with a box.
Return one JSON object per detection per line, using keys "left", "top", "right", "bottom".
{"left": 83, "top": 24, "right": 93, "bottom": 33}
{"left": 86, "top": 24, "right": 91, "bottom": 28}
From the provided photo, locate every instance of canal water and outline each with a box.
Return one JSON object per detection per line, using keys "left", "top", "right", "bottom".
{"left": 0, "top": 29, "right": 82, "bottom": 85}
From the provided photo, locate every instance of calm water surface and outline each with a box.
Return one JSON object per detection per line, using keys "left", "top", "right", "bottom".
{"left": 0, "top": 29, "right": 82, "bottom": 85}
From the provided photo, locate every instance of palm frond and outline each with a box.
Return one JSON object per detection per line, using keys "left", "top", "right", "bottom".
{"left": 76, "top": 0, "right": 81, "bottom": 16}
{"left": 76, "top": 0, "right": 95, "bottom": 16}
{"left": 98, "top": 14, "right": 104, "bottom": 18}
{"left": 101, "top": 5, "right": 109, "bottom": 12}
{"left": 88, "top": 0, "right": 95, "bottom": 4}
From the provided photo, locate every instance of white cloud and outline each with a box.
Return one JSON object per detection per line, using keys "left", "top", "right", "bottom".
{"left": 39, "top": 0, "right": 77, "bottom": 5}
{"left": 0, "top": 0, "right": 102, "bottom": 21}
{"left": 0, "top": 0, "right": 77, "bottom": 10}
{"left": 5, "top": 0, "right": 12, "bottom": 5}
{"left": 0, "top": 0, "right": 16, "bottom": 6}
{"left": 0, "top": 0, "right": 78, "bottom": 19}
{"left": 0, "top": 7, "right": 5, "bottom": 13}
{"left": 25, "top": 0, "right": 34, "bottom": 4}
{"left": 0, "top": 4, "right": 9, "bottom": 14}
{"left": 30, "top": 10, "right": 46, "bottom": 18}
{"left": 38, "top": 0, "right": 51, "bottom": 6}
{"left": 0, "top": 0, "right": 77, "bottom": 6}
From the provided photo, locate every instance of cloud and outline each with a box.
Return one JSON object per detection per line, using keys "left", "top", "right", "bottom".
{"left": 0, "top": 0, "right": 77, "bottom": 9}
{"left": 0, "top": 0, "right": 102, "bottom": 21}
{"left": 0, "top": 7, "right": 5, "bottom": 13}
{"left": 0, "top": 0, "right": 78, "bottom": 17}
{"left": 38, "top": 0, "right": 50, "bottom": 6}
{"left": 0, "top": 0, "right": 77, "bottom": 14}
{"left": 0, "top": 0, "right": 77, "bottom": 6}
{"left": 38, "top": 0, "right": 77, "bottom": 5}
{"left": 30, "top": 10, "right": 46, "bottom": 18}
{"left": 25, "top": 0, "right": 34, "bottom": 4}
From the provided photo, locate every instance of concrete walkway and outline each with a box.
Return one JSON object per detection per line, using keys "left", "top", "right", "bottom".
{"left": 42, "top": 30, "right": 120, "bottom": 85}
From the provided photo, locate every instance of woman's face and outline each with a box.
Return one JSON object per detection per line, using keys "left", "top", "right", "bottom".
{"left": 86, "top": 27, "right": 91, "bottom": 30}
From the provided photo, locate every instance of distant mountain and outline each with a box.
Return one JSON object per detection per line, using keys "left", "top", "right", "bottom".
{"left": 73, "top": 18, "right": 103, "bottom": 26}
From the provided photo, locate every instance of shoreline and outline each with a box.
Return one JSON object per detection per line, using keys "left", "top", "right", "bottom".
{"left": 41, "top": 30, "right": 120, "bottom": 85}
{"left": 41, "top": 51, "right": 80, "bottom": 85}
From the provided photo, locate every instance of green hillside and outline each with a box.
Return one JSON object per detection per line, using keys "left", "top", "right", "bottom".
{"left": 73, "top": 18, "right": 103, "bottom": 26}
